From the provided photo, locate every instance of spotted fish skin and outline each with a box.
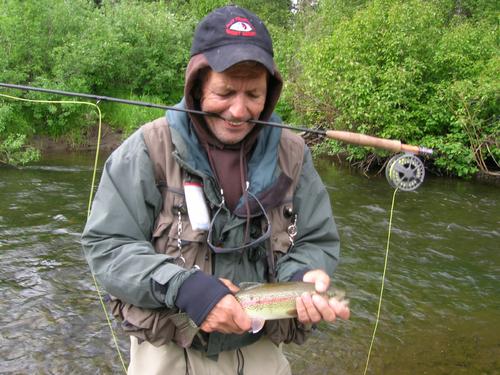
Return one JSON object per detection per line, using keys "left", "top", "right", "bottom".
{"left": 236, "top": 281, "right": 345, "bottom": 321}
{"left": 170, "top": 281, "right": 346, "bottom": 346}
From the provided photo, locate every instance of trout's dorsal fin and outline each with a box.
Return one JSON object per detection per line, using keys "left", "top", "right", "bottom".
{"left": 238, "top": 282, "right": 263, "bottom": 291}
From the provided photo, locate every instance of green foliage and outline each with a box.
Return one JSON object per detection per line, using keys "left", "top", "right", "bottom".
{"left": 0, "top": 103, "right": 40, "bottom": 165}
{"left": 169, "top": 0, "right": 229, "bottom": 20}
{"left": 100, "top": 94, "right": 165, "bottom": 136}
{"left": 436, "top": 0, "right": 500, "bottom": 22}
{"left": 0, "top": 0, "right": 196, "bottom": 163}
{"left": 234, "top": 0, "right": 292, "bottom": 25}
{"left": 51, "top": 1, "right": 194, "bottom": 101}
{"left": 169, "top": 0, "right": 292, "bottom": 25}
{"left": 0, "top": 0, "right": 497, "bottom": 177}
{"left": 285, "top": 0, "right": 499, "bottom": 176}
{"left": 0, "top": 134, "right": 41, "bottom": 166}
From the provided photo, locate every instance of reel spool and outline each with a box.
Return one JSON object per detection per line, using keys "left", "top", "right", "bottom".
{"left": 385, "top": 153, "right": 425, "bottom": 191}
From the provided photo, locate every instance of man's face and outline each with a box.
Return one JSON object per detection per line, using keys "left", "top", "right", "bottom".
{"left": 200, "top": 66, "right": 268, "bottom": 144}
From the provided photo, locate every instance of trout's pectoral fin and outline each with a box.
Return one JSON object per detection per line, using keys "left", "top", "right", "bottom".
{"left": 250, "top": 318, "right": 266, "bottom": 334}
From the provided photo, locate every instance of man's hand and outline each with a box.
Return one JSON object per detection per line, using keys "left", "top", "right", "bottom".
{"left": 295, "top": 269, "right": 350, "bottom": 324}
{"left": 200, "top": 278, "right": 252, "bottom": 334}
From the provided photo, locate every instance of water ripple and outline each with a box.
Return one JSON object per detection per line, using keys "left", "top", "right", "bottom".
{"left": 0, "top": 156, "right": 498, "bottom": 374}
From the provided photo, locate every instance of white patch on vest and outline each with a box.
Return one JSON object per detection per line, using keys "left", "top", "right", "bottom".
{"left": 184, "top": 182, "right": 210, "bottom": 231}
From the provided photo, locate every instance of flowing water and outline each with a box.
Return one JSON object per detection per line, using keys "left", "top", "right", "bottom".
{"left": 0, "top": 152, "right": 498, "bottom": 374}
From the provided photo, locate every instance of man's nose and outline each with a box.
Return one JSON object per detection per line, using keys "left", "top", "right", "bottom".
{"left": 228, "top": 95, "right": 249, "bottom": 121}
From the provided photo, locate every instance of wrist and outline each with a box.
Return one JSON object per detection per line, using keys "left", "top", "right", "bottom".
{"left": 175, "top": 271, "right": 231, "bottom": 326}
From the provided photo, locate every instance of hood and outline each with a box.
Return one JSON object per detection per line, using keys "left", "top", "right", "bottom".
{"left": 177, "top": 53, "right": 284, "bottom": 214}
{"left": 183, "top": 53, "right": 284, "bottom": 150}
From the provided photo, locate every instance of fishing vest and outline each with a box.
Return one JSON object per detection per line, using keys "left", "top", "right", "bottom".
{"left": 110, "top": 117, "right": 311, "bottom": 349}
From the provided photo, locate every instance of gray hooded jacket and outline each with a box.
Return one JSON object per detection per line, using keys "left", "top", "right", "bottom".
{"left": 81, "top": 56, "right": 340, "bottom": 355}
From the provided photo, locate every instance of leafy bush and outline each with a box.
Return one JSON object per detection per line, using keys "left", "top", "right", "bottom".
{"left": 0, "top": 0, "right": 497, "bottom": 177}
{"left": 0, "top": 0, "right": 195, "bottom": 159}
{"left": 52, "top": 2, "right": 194, "bottom": 101}
{"left": 285, "top": 0, "right": 499, "bottom": 176}
{"left": 0, "top": 103, "right": 40, "bottom": 165}
{"left": 100, "top": 95, "right": 165, "bottom": 136}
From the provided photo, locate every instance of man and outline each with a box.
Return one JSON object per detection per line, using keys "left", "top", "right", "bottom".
{"left": 82, "top": 5, "right": 349, "bottom": 375}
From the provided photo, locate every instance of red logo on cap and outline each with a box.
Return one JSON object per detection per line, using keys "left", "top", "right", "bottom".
{"left": 225, "top": 17, "right": 256, "bottom": 37}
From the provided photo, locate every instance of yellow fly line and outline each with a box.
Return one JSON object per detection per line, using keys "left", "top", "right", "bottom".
{"left": 363, "top": 187, "right": 399, "bottom": 375}
{"left": 0, "top": 92, "right": 128, "bottom": 373}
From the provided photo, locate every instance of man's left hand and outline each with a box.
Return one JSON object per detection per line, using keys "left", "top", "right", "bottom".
{"left": 295, "top": 269, "right": 350, "bottom": 324}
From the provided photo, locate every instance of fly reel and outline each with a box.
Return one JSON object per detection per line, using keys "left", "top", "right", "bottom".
{"left": 385, "top": 153, "right": 425, "bottom": 191}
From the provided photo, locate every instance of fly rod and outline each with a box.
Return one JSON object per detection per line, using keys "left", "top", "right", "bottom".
{"left": 0, "top": 82, "right": 433, "bottom": 156}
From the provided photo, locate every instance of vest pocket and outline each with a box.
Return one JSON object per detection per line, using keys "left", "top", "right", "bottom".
{"left": 163, "top": 219, "right": 209, "bottom": 271}
{"left": 152, "top": 190, "right": 210, "bottom": 272}
{"left": 270, "top": 203, "right": 294, "bottom": 256}
{"left": 109, "top": 296, "right": 176, "bottom": 346}
{"left": 152, "top": 215, "right": 210, "bottom": 272}
{"left": 109, "top": 297, "right": 201, "bottom": 348}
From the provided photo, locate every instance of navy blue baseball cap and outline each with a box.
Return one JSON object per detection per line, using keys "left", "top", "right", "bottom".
{"left": 190, "top": 6, "right": 275, "bottom": 74}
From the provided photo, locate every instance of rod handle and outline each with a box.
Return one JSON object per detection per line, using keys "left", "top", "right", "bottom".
{"left": 325, "top": 130, "right": 432, "bottom": 155}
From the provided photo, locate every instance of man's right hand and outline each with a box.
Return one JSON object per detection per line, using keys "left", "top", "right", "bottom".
{"left": 200, "top": 279, "right": 251, "bottom": 334}
{"left": 200, "top": 294, "right": 251, "bottom": 334}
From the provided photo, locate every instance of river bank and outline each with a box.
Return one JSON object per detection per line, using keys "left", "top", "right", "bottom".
{"left": 27, "top": 123, "right": 499, "bottom": 184}
{"left": 30, "top": 124, "right": 124, "bottom": 154}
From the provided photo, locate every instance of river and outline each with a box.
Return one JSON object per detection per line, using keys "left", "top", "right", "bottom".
{"left": 0, "top": 152, "right": 498, "bottom": 374}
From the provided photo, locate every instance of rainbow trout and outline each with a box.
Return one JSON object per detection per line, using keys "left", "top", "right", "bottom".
{"left": 170, "top": 281, "right": 346, "bottom": 347}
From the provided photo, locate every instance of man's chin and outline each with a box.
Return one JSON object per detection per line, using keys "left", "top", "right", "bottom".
{"left": 218, "top": 137, "right": 244, "bottom": 145}
{"left": 211, "top": 129, "right": 251, "bottom": 145}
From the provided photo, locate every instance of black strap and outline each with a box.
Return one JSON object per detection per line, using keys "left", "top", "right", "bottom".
{"left": 184, "top": 348, "right": 189, "bottom": 375}
{"left": 236, "top": 348, "right": 245, "bottom": 375}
